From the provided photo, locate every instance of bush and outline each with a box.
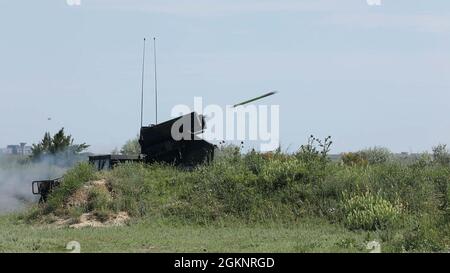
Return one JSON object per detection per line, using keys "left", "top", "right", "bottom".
{"left": 396, "top": 215, "right": 447, "bottom": 252}
{"left": 341, "top": 152, "right": 368, "bottom": 166}
{"left": 342, "top": 192, "right": 401, "bottom": 231}
{"left": 87, "top": 187, "right": 112, "bottom": 212}
{"left": 215, "top": 145, "right": 242, "bottom": 163}
{"left": 259, "top": 158, "right": 306, "bottom": 193}
{"left": 120, "top": 136, "right": 141, "bottom": 155}
{"left": 432, "top": 144, "right": 450, "bottom": 166}
{"left": 358, "top": 147, "right": 392, "bottom": 165}
{"left": 295, "top": 135, "right": 332, "bottom": 164}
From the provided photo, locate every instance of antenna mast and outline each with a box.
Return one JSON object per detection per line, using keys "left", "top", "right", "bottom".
{"left": 153, "top": 37, "right": 158, "bottom": 125}
{"left": 140, "top": 38, "right": 146, "bottom": 127}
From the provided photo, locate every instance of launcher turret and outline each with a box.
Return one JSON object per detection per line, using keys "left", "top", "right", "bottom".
{"left": 139, "top": 112, "right": 215, "bottom": 166}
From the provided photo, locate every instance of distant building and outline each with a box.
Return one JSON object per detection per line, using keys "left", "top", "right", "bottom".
{"left": 4, "top": 144, "right": 32, "bottom": 155}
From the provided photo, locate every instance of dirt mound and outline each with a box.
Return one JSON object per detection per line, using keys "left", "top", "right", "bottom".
{"left": 66, "top": 179, "right": 110, "bottom": 208}
{"left": 69, "top": 211, "right": 129, "bottom": 229}
{"left": 53, "top": 179, "right": 129, "bottom": 228}
{"left": 53, "top": 211, "right": 129, "bottom": 228}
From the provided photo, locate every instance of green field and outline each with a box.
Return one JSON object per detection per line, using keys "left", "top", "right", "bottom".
{"left": 0, "top": 215, "right": 370, "bottom": 253}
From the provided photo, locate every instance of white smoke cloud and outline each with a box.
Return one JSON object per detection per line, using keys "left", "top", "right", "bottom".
{"left": 0, "top": 153, "right": 87, "bottom": 214}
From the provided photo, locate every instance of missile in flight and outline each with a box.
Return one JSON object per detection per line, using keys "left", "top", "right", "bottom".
{"left": 233, "top": 91, "right": 278, "bottom": 108}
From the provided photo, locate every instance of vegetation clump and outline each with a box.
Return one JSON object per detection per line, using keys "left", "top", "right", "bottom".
{"left": 341, "top": 192, "right": 401, "bottom": 231}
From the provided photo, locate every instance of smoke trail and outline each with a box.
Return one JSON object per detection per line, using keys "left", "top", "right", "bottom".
{"left": 0, "top": 153, "right": 87, "bottom": 214}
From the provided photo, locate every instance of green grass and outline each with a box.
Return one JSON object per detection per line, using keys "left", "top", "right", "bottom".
{"left": 0, "top": 215, "right": 370, "bottom": 253}
{"left": 4, "top": 144, "right": 450, "bottom": 252}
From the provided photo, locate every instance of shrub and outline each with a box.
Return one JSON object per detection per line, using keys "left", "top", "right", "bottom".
{"left": 432, "top": 144, "right": 450, "bottom": 166}
{"left": 243, "top": 150, "right": 266, "bottom": 175}
{"left": 424, "top": 166, "right": 450, "bottom": 213}
{"left": 120, "top": 136, "right": 141, "bottom": 155}
{"left": 358, "top": 147, "right": 392, "bottom": 165}
{"left": 215, "top": 145, "right": 242, "bottom": 163}
{"left": 341, "top": 152, "right": 368, "bottom": 166}
{"left": 87, "top": 187, "right": 112, "bottom": 211}
{"left": 411, "top": 153, "right": 433, "bottom": 168}
{"left": 342, "top": 192, "right": 401, "bottom": 231}
{"left": 296, "top": 135, "right": 332, "bottom": 164}
{"left": 398, "top": 215, "right": 447, "bottom": 252}
{"left": 259, "top": 158, "right": 306, "bottom": 193}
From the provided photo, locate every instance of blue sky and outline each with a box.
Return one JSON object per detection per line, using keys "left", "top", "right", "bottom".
{"left": 0, "top": 0, "right": 449, "bottom": 153}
